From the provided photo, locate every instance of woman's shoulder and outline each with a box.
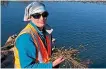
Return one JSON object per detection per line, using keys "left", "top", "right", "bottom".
{"left": 15, "top": 33, "right": 32, "bottom": 45}
{"left": 16, "top": 33, "right": 32, "bottom": 41}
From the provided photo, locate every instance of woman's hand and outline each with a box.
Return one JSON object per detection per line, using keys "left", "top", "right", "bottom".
{"left": 53, "top": 56, "right": 65, "bottom": 67}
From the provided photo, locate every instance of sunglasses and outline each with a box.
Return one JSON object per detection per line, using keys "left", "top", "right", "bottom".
{"left": 31, "top": 11, "right": 49, "bottom": 19}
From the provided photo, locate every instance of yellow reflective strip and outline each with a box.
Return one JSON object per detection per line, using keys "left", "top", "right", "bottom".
{"left": 13, "top": 23, "right": 31, "bottom": 68}
{"left": 12, "top": 46, "right": 21, "bottom": 68}
{"left": 15, "top": 24, "right": 31, "bottom": 41}
{"left": 18, "top": 32, "right": 27, "bottom": 37}
{"left": 18, "top": 24, "right": 30, "bottom": 36}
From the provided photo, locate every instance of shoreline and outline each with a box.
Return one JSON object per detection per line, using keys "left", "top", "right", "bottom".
{"left": 1, "top": 1, "right": 106, "bottom": 6}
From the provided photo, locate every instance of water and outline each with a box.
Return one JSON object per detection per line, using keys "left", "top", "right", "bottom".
{"left": 1, "top": 1, "right": 106, "bottom": 68}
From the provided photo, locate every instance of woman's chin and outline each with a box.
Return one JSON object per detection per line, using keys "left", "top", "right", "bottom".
{"left": 38, "top": 24, "right": 45, "bottom": 28}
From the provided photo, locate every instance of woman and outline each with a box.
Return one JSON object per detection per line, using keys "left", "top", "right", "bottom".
{"left": 13, "top": 2, "right": 64, "bottom": 68}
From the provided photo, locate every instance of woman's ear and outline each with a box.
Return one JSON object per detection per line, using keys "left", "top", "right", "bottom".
{"left": 29, "top": 16, "right": 32, "bottom": 19}
{"left": 29, "top": 16, "right": 32, "bottom": 20}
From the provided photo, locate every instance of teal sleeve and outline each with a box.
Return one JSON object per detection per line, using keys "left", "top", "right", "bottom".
{"left": 16, "top": 33, "right": 52, "bottom": 68}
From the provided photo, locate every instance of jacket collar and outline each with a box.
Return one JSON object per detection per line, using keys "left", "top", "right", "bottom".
{"left": 30, "top": 21, "right": 53, "bottom": 35}
{"left": 44, "top": 24, "right": 53, "bottom": 34}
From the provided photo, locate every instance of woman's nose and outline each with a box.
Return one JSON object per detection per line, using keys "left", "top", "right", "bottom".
{"left": 39, "top": 16, "right": 44, "bottom": 20}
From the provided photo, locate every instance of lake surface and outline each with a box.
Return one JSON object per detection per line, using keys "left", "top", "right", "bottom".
{"left": 1, "top": 1, "right": 106, "bottom": 68}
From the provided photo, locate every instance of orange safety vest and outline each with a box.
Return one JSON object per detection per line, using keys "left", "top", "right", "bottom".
{"left": 28, "top": 23, "right": 52, "bottom": 63}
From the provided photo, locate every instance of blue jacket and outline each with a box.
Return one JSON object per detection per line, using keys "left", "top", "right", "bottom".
{"left": 15, "top": 22, "right": 53, "bottom": 68}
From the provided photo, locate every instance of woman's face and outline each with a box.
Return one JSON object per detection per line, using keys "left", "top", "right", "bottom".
{"left": 30, "top": 11, "right": 48, "bottom": 29}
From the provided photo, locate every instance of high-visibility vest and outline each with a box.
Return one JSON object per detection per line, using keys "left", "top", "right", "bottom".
{"left": 13, "top": 23, "right": 52, "bottom": 68}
